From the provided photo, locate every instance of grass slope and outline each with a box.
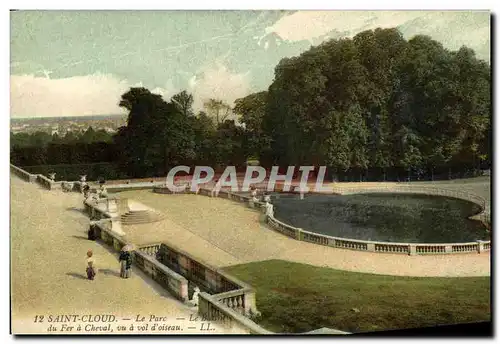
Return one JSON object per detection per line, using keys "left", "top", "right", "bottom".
{"left": 224, "top": 260, "right": 491, "bottom": 334}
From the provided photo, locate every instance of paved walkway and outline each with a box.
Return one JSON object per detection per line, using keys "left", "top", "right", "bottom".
{"left": 118, "top": 188, "right": 490, "bottom": 277}
{"left": 10, "top": 176, "right": 247, "bottom": 334}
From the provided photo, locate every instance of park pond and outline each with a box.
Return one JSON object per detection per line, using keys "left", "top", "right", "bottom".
{"left": 270, "top": 193, "right": 489, "bottom": 243}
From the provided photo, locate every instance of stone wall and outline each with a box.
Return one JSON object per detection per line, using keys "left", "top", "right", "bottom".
{"left": 188, "top": 184, "right": 491, "bottom": 256}
{"left": 141, "top": 242, "right": 258, "bottom": 315}
{"left": 91, "top": 220, "right": 189, "bottom": 303}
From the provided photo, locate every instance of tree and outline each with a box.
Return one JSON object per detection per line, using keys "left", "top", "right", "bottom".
{"left": 261, "top": 28, "right": 490, "bottom": 181}
{"left": 171, "top": 90, "right": 194, "bottom": 118}
{"left": 233, "top": 91, "right": 270, "bottom": 160}
{"left": 117, "top": 87, "right": 196, "bottom": 177}
{"left": 203, "top": 99, "right": 233, "bottom": 125}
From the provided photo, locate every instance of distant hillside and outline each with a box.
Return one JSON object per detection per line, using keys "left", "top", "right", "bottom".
{"left": 11, "top": 114, "right": 126, "bottom": 123}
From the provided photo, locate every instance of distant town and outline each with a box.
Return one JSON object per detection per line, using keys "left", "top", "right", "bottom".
{"left": 10, "top": 114, "right": 127, "bottom": 135}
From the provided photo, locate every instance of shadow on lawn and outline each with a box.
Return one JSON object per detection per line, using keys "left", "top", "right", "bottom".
{"left": 66, "top": 272, "right": 87, "bottom": 280}
{"left": 99, "top": 269, "right": 121, "bottom": 278}
{"left": 71, "top": 234, "right": 89, "bottom": 241}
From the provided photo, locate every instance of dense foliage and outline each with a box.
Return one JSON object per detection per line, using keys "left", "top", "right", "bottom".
{"left": 10, "top": 127, "right": 115, "bottom": 167}
{"left": 260, "top": 28, "right": 490, "bottom": 180}
{"left": 11, "top": 28, "right": 491, "bottom": 181}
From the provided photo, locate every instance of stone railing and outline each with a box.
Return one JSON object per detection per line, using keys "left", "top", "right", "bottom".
{"left": 10, "top": 164, "right": 60, "bottom": 190}
{"left": 266, "top": 213, "right": 489, "bottom": 256}
{"left": 134, "top": 248, "right": 189, "bottom": 302}
{"left": 84, "top": 198, "right": 113, "bottom": 220}
{"left": 201, "top": 184, "right": 490, "bottom": 256}
{"left": 334, "top": 184, "right": 488, "bottom": 217}
{"left": 90, "top": 219, "right": 126, "bottom": 251}
{"left": 11, "top": 164, "right": 80, "bottom": 191}
{"left": 198, "top": 292, "right": 273, "bottom": 334}
{"left": 267, "top": 216, "right": 300, "bottom": 239}
{"left": 10, "top": 169, "right": 347, "bottom": 335}
{"left": 187, "top": 186, "right": 491, "bottom": 255}
{"left": 129, "top": 183, "right": 491, "bottom": 257}
{"left": 138, "top": 243, "right": 162, "bottom": 257}
{"left": 136, "top": 240, "right": 274, "bottom": 333}
{"left": 198, "top": 292, "right": 348, "bottom": 335}
{"left": 90, "top": 220, "right": 189, "bottom": 302}
{"left": 142, "top": 242, "right": 256, "bottom": 306}
{"left": 10, "top": 164, "right": 37, "bottom": 183}
{"left": 214, "top": 289, "right": 250, "bottom": 315}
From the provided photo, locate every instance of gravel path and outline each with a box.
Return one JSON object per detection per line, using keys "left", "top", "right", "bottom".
{"left": 10, "top": 176, "right": 247, "bottom": 334}
{"left": 117, "top": 189, "right": 490, "bottom": 277}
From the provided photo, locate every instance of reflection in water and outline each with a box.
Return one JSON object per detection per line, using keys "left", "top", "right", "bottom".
{"left": 271, "top": 193, "right": 489, "bottom": 243}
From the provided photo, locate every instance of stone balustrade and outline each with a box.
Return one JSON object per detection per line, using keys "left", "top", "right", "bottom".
{"left": 266, "top": 213, "right": 489, "bottom": 256}
{"left": 452, "top": 243, "right": 480, "bottom": 253}
{"left": 198, "top": 292, "right": 273, "bottom": 334}
{"left": 214, "top": 289, "right": 249, "bottom": 315}
{"left": 267, "top": 216, "right": 298, "bottom": 239}
{"left": 10, "top": 164, "right": 37, "bottom": 183}
{"left": 332, "top": 238, "right": 368, "bottom": 251}
{"left": 84, "top": 199, "right": 113, "bottom": 220}
{"left": 374, "top": 243, "right": 409, "bottom": 254}
{"left": 138, "top": 243, "right": 162, "bottom": 257}
{"left": 91, "top": 221, "right": 189, "bottom": 302}
{"left": 10, "top": 165, "right": 352, "bottom": 335}
{"left": 198, "top": 289, "right": 346, "bottom": 335}
{"left": 334, "top": 185, "right": 488, "bottom": 220}
{"left": 16, "top": 163, "right": 487, "bottom": 257}
{"left": 165, "top": 184, "right": 490, "bottom": 255}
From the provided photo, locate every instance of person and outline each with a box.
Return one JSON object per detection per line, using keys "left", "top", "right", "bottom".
{"left": 99, "top": 186, "right": 108, "bottom": 198}
{"left": 191, "top": 286, "right": 201, "bottom": 306}
{"left": 265, "top": 201, "right": 274, "bottom": 218}
{"left": 86, "top": 250, "right": 97, "bottom": 280}
{"left": 250, "top": 186, "right": 257, "bottom": 198}
{"left": 119, "top": 246, "right": 133, "bottom": 278}
{"left": 250, "top": 186, "right": 259, "bottom": 203}
{"left": 83, "top": 184, "right": 90, "bottom": 199}
{"left": 263, "top": 192, "right": 271, "bottom": 203}
{"left": 88, "top": 223, "right": 97, "bottom": 241}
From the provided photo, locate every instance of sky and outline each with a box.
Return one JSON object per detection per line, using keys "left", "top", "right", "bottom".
{"left": 10, "top": 10, "right": 491, "bottom": 118}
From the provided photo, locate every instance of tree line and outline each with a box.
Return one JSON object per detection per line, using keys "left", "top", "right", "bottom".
{"left": 11, "top": 28, "right": 491, "bottom": 181}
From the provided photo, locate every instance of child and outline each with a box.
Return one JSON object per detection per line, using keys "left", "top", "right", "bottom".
{"left": 86, "top": 250, "right": 97, "bottom": 280}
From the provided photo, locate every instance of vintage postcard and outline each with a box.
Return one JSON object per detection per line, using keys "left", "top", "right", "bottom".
{"left": 10, "top": 10, "right": 491, "bottom": 336}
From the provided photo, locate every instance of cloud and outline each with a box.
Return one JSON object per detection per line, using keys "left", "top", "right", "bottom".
{"left": 265, "top": 11, "right": 490, "bottom": 60}
{"left": 10, "top": 74, "right": 130, "bottom": 117}
{"left": 10, "top": 74, "right": 177, "bottom": 118}
{"left": 187, "top": 62, "right": 251, "bottom": 111}
{"left": 265, "top": 11, "right": 420, "bottom": 42}
{"left": 10, "top": 65, "right": 249, "bottom": 118}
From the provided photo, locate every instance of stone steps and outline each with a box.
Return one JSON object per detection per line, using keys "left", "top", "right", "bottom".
{"left": 120, "top": 210, "right": 164, "bottom": 225}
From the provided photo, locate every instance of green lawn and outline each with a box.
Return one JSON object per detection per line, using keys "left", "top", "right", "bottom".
{"left": 224, "top": 260, "right": 491, "bottom": 334}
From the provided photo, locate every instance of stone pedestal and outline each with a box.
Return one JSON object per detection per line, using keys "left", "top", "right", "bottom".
{"left": 244, "top": 291, "right": 258, "bottom": 315}
{"left": 117, "top": 198, "right": 129, "bottom": 214}
{"left": 295, "top": 228, "right": 302, "bottom": 241}
{"left": 111, "top": 220, "right": 125, "bottom": 236}
{"left": 477, "top": 240, "right": 484, "bottom": 253}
